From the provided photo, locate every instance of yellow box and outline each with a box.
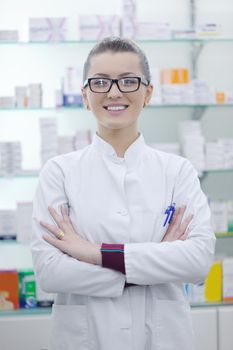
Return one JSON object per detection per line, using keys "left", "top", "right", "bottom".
{"left": 160, "top": 68, "right": 190, "bottom": 84}
{"left": 216, "top": 92, "right": 226, "bottom": 104}
{"left": 204, "top": 261, "right": 222, "bottom": 302}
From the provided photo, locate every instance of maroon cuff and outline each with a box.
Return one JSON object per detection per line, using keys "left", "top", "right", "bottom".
{"left": 101, "top": 243, "right": 126, "bottom": 274}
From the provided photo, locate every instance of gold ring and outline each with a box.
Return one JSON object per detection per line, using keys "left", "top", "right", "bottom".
{"left": 57, "top": 230, "right": 65, "bottom": 240}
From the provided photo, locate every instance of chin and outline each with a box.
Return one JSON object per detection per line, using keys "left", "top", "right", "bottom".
{"left": 105, "top": 124, "right": 126, "bottom": 130}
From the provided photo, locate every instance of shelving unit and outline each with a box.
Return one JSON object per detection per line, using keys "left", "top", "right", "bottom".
{"left": 1, "top": 103, "right": 233, "bottom": 111}
{"left": 0, "top": 1, "right": 233, "bottom": 349}
{"left": 1, "top": 29, "right": 233, "bottom": 271}
{"left": 3, "top": 300, "right": 233, "bottom": 317}
{"left": 1, "top": 38, "right": 233, "bottom": 44}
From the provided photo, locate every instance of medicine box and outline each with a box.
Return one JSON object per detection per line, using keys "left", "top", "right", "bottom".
{"left": 18, "top": 270, "right": 37, "bottom": 308}
{"left": 79, "top": 15, "right": 120, "bottom": 40}
{"left": 0, "top": 270, "right": 19, "bottom": 310}
{"left": 29, "top": 17, "right": 68, "bottom": 42}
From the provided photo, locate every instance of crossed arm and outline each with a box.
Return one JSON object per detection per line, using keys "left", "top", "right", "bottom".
{"left": 40, "top": 204, "right": 193, "bottom": 271}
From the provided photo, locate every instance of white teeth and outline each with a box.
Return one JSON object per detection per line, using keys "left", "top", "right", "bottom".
{"left": 106, "top": 106, "right": 127, "bottom": 111}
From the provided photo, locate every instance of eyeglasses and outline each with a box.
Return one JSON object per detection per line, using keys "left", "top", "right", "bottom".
{"left": 83, "top": 76, "right": 149, "bottom": 93}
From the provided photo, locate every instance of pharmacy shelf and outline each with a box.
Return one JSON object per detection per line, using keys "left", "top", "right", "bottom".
{"left": 147, "top": 104, "right": 233, "bottom": 108}
{"left": 0, "top": 172, "right": 39, "bottom": 179}
{"left": 0, "top": 307, "right": 52, "bottom": 317}
{"left": 1, "top": 301, "right": 233, "bottom": 318}
{"left": 0, "top": 232, "right": 232, "bottom": 246}
{"left": 191, "top": 301, "right": 233, "bottom": 308}
{"left": 1, "top": 38, "right": 233, "bottom": 45}
{"left": 0, "top": 240, "right": 19, "bottom": 244}
{"left": 1, "top": 104, "right": 233, "bottom": 112}
{"left": 0, "top": 107, "right": 83, "bottom": 111}
{"left": 1, "top": 168, "right": 233, "bottom": 182}
{"left": 203, "top": 169, "right": 233, "bottom": 174}
{"left": 0, "top": 168, "right": 233, "bottom": 181}
{"left": 215, "top": 232, "right": 233, "bottom": 238}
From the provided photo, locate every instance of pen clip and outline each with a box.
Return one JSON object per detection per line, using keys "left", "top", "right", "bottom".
{"left": 168, "top": 203, "right": 176, "bottom": 223}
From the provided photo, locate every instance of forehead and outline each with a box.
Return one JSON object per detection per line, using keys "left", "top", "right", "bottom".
{"left": 88, "top": 51, "right": 142, "bottom": 77}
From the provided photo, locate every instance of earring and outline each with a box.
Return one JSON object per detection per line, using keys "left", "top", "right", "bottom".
{"left": 143, "top": 101, "right": 147, "bottom": 108}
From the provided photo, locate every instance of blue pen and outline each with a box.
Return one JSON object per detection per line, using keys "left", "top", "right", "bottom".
{"left": 163, "top": 203, "right": 176, "bottom": 227}
{"left": 163, "top": 206, "right": 171, "bottom": 227}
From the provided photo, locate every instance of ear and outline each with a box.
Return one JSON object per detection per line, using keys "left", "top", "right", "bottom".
{"left": 144, "top": 83, "right": 154, "bottom": 106}
{"left": 81, "top": 87, "right": 90, "bottom": 110}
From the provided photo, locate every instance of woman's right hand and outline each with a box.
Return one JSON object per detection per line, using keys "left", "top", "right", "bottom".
{"left": 162, "top": 206, "right": 193, "bottom": 242}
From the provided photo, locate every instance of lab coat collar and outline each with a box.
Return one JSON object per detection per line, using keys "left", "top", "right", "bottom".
{"left": 91, "top": 132, "right": 146, "bottom": 169}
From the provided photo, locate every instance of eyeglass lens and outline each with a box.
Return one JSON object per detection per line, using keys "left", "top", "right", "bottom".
{"left": 90, "top": 77, "right": 140, "bottom": 92}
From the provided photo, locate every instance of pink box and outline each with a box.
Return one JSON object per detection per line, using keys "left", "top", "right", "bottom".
{"left": 29, "top": 18, "right": 68, "bottom": 42}
{"left": 79, "top": 15, "right": 120, "bottom": 40}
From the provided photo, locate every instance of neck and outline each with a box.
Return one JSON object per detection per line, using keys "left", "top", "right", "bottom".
{"left": 97, "top": 126, "right": 139, "bottom": 157}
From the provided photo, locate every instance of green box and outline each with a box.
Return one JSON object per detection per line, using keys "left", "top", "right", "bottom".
{"left": 18, "top": 270, "right": 37, "bottom": 308}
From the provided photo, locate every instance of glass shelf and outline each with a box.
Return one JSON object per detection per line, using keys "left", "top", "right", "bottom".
{"left": 139, "top": 38, "right": 233, "bottom": 44}
{"left": 0, "top": 307, "right": 52, "bottom": 317}
{"left": 0, "top": 167, "right": 233, "bottom": 180}
{"left": 1, "top": 104, "right": 233, "bottom": 112}
{"left": 191, "top": 301, "right": 233, "bottom": 308}
{"left": 215, "top": 232, "right": 233, "bottom": 238}
{"left": 0, "top": 171, "right": 39, "bottom": 179}
{"left": 1, "top": 301, "right": 233, "bottom": 317}
{"left": 149, "top": 104, "right": 233, "bottom": 108}
{"left": 203, "top": 168, "right": 233, "bottom": 174}
{"left": 1, "top": 232, "right": 232, "bottom": 245}
{"left": 0, "top": 240, "right": 28, "bottom": 244}
{"left": 1, "top": 38, "right": 233, "bottom": 45}
{"left": 0, "top": 106, "right": 83, "bottom": 111}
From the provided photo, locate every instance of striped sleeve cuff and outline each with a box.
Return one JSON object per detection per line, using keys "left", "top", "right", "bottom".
{"left": 101, "top": 243, "right": 125, "bottom": 274}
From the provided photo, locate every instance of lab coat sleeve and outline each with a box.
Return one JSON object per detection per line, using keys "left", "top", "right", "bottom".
{"left": 31, "top": 158, "right": 125, "bottom": 298}
{"left": 124, "top": 159, "right": 216, "bottom": 285}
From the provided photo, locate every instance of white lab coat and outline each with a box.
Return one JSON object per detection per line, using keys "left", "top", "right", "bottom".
{"left": 31, "top": 133, "right": 215, "bottom": 350}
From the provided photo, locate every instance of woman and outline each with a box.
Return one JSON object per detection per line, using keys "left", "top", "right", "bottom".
{"left": 31, "top": 37, "right": 215, "bottom": 350}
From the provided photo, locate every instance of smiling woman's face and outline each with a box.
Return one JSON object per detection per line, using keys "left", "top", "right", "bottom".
{"left": 82, "top": 51, "right": 153, "bottom": 135}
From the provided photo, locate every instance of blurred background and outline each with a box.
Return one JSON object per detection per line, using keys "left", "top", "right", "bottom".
{"left": 0, "top": 1, "right": 233, "bottom": 349}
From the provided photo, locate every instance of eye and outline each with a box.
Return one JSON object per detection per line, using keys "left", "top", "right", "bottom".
{"left": 92, "top": 79, "right": 108, "bottom": 87}
{"left": 121, "top": 78, "right": 138, "bottom": 86}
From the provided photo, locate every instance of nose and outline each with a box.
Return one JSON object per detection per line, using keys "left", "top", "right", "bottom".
{"left": 107, "top": 81, "right": 123, "bottom": 98}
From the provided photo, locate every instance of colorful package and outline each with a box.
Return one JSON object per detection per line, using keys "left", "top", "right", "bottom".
{"left": 18, "top": 270, "right": 37, "bottom": 308}
{"left": 0, "top": 270, "right": 19, "bottom": 310}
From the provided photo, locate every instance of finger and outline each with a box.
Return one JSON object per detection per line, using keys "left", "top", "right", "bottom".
{"left": 174, "top": 214, "right": 193, "bottom": 240}
{"left": 48, "top": 206, "right": 63, "bottom": 227}
{"left": 179, "top": 214, "right": 193, "bottom": 234}
{"left": 60, "top": 205, "right": 70, "bottom": 223}
{"left": 43, "top": 234, "right": 65, "bottom": 249}
{"left": 168, "top": 206, "right": 183, "bottom": 227}
{"left": 179, "top": 227, "right": 191, "bottom": 241}
{"left": 40, "top": 220, "right": 65, "bottom": 240}
{"left": 171, "top": 205, "right": 186, "bottom": 229}
{"left": 40, "top": 220, "right": 59, "bottom": 235}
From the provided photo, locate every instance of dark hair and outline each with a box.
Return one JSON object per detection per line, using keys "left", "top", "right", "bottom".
{"left": 82, "top": 36, "right": 151, "bottom": 83}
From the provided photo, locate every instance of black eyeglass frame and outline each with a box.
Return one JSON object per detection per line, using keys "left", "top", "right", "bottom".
{"left": 83, "top": 76, "right": 150, "bottom": 93}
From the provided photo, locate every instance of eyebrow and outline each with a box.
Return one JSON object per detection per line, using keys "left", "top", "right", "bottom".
{"left": 92, "top": 72, "right": 137, "bottom": 78}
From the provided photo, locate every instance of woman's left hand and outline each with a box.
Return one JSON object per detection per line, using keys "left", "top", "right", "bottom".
{"left": 39, "top": 205, "right": 102, "bottom": 265}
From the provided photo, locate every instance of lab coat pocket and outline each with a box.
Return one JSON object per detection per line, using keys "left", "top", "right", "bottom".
{"left": 154, "top": 299, "right": 194, "bottom": 350}
{"left": 49, "top": 304, "right": 88, "bottom": 350}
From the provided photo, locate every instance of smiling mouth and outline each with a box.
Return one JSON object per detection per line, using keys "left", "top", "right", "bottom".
{"left": 103, "top": 105, "right": 129, "bottom": 111}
